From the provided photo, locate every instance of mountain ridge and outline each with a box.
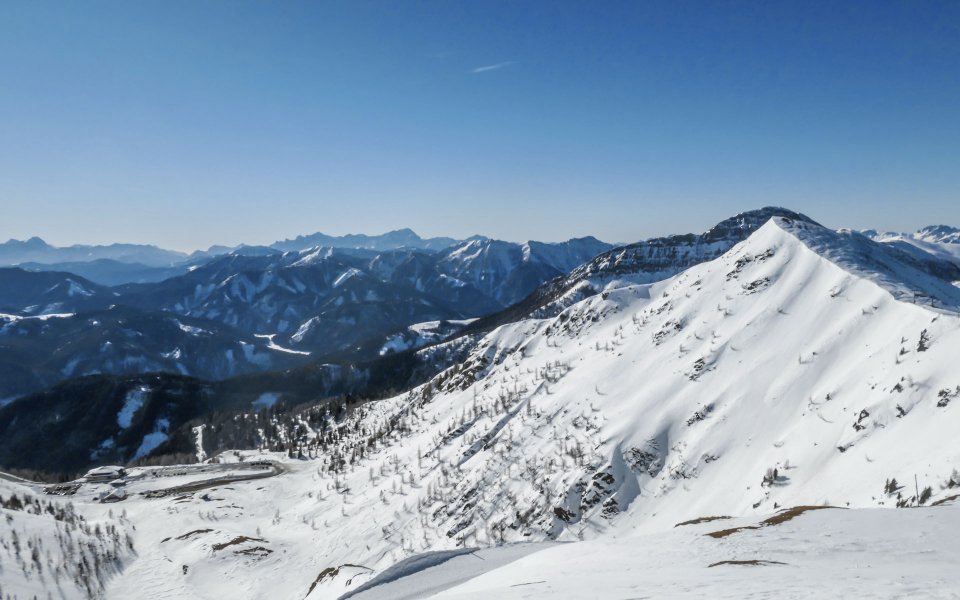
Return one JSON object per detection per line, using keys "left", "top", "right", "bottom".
{"left": 2, "top": 209, "right": 960, "bottom": 600}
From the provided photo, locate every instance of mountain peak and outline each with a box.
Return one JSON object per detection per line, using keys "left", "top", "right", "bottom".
{"left": 3, "top": 236, "right": 50, "bottom": 249}
{"left": 384, "top": 227, "right": 420, "bottom": 237}
{"left": 702, "top": 207, "right": 818, "bottom": 242}
{"left": 915, "top": 225, "right": 960, "bottom": 244}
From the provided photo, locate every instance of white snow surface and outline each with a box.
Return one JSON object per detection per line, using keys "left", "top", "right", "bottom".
{"left": 254, "top": 333, "right": 311, "bottom": 355}
{"left": 117, "top": 385, "right": 150, "bottom": 428}
{"left": 192, "top": 425, "right": 207, "bottom": 462}
{"left": 133, "top": 418, "right": 171, "bottom": 460}
{"left": 252, "top": 392, "right": 281, "bottom": 410}
{"left": 333, "top": 267, "right": 364, "bottom": 288}
{"left": 293, "top": 246, "right": 335, "bottom": 267}
{"left": 4, "top": 217, "right": 960, "bottom": 599}
{"left": 291, "top": 316, "right": 321, "bottom": 343}
{"left": 0, "top": 311, "right": 76, "bottom": 322}
{"left": 396, "top": 505, "right": 960, "bottom": 599}
{"left": 343, "top": 543, "right": 552, "bottom": 600}
{"left": 176, "top": 320, "right": 209, "bottom": 336}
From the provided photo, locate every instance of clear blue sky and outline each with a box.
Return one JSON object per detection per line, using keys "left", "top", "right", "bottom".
{"left": 1, "top": 1, "right": 958, "bottom": 250}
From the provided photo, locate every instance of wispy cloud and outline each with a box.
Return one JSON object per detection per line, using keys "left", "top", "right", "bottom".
{"left": 471, "top": 61, "right": 514, "bottom": 74}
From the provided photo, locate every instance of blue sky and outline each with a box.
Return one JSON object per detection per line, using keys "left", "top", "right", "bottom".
{"left": 1, "top": 1, "right": 958, "bottom": 250}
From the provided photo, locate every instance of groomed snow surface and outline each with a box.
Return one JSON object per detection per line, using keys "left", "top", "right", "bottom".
{"left": 3, "top": 216, "right": 960, "bottom": 599}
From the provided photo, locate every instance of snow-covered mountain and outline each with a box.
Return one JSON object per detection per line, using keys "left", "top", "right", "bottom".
{"left": 461, "top": 207, "right": 819, "bottom": 334}
{"left": 0, "top": 229, "right": 471, "bottom": 269}
{"left": 0, "top": 237, "right": 189, "bottom": 267}
{"left": 437, "top": 236, "right": 613, "bottom": 307}
{"left": 0, "top": 235, "right": 613, "bottom": 405}
{"left": 247, "top": 215, "right": 957, "bottom": 598}
{"left": 3, "top": 234, "right": 611, "bottom": 349}
{"left": 913, "top": 224, "right": 960, "bottom": 244}
{"left": 377, "top": 319, "right": 477, "bottom": 356}
{"left": 110, "top": 248, "right": 499, "bottom": 358}
{"left": 864, "top": 225, "right": 960, "bottom": 267}
{"left": 0, "top": 268, "right": 113, "bottom": 313}
{"left": 4, "top": 211, "right": 959, "bottom": 599}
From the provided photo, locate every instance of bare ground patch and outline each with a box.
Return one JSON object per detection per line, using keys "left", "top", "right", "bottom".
{"left": 236, "top": 546, "right": 273, "bottom": 557}
{"left": 176, "top": 528, "right": 214, "bottom": 541}
{"left": 708, "top": 559, "right": 787, "bottom": 567}
{"left": 305, "top": 564, "right": 373, "bottom": 598}
{"left": 212, "top": 535, "right": 268, "bottom": 552}
{"left": 675, "top": 515, "right": 731, "bottom": 527}
{"left": 707, "top": 506, "right": 841, "bottom": 538}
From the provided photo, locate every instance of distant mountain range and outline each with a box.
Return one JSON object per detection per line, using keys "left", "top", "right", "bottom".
{"left": 0, "top": 228, "right": 498, "bottom": 286}
{"left": 862, "top": 225, "right": 960, "bottom": 267}
{"left": 270, "top": 227, "right": 483, "bottom": 253}
{"left": 0, "top": 234, "right": 612, "bottom": 399}
{"left": 863, "top": 224, "right": 960, "bottom": 245}
{"left": 0, "top": 236, "right": 189, "bottom": 267}
{"left": 0, "top": 228, "right": 488, "bottom": 272}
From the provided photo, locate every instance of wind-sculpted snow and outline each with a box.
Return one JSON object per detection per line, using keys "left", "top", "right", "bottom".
{"left": 341, "top": 544, "right": 552, "bottom": 600}
{"left": 5, "top": 215, "right": 960, "bottom": 599}
{"left": 780, "top": 217, "right": 960, "bottom": 309}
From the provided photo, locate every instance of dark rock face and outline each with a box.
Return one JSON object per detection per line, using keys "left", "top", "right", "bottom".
{"left": 573, "top": 207, "right": 818, "bottom": 283}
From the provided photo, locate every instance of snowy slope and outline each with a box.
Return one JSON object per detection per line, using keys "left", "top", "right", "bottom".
{"left": 290, "top": 215, "right": 959, "bottom": 594}
{"left": 5, "top": 215, "right": 960, "bottom": 599}
{"left": 350, "top": 504, "right": 960, "bottom": 599}
{"left": 0, "top": 477, "right": 135, "bottom": 600}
